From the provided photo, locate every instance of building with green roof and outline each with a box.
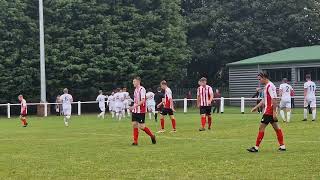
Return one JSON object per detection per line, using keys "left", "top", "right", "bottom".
{"left": 227, "top": 45, "right": 320, "bottom": 107}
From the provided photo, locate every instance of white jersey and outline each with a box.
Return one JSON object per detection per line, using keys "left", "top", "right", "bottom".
{"left": 146, "top": 92, "right": 155, "bottom": 105}
{"left": 96, "top": 94, "right": 107, "bottom": 108}
{"left": 60, "top": 93, "right": 73, "bottom": 109}
{"left": 114, "top": 92, "right": 124, "bottom": 108}
{"left": 279, "top": 83, "right": 293, "bottom": 101}
{"left": 304, "top": 81, "right": 316, "bottom": 100}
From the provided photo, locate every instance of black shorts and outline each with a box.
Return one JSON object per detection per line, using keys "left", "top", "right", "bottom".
{"left": 200, "top": 106, "right": 212, "bottom": 115}
{"left": 155, "top": 105, "right": 163, "bottom": 112}
{"left": 132, "top": 113, "right": 145, "bottom": 124}
{"left": 261, "top": 114, "right": 278, "bottom": 124}
{"left": 161, "top": 108, "right": 174, "bottom": 116}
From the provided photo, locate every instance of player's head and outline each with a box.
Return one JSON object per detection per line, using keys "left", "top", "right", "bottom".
{"left": 148, "top": 88, "right": 152, "bottom": 92}
{"left": 199, "top": 77, "right": 207, "bottom": 86}
{"left": 160, "top": 80, "right": 167, "bottom": 89}
{"left": 123, "top": 87, "right": 127, "bottom": 92}
{"left": 157, "top": 87, "right": 161, "bottom": 92}
{"left": 306, "top": 74, "right": 311, "bottom": 81}
{"left": 63, "top": 88, "right": 68, "bottom": 94}
{"left": 18, "top": 95, "right": 23, "bottom": 101}
{"left": 257, "top": 72, "right": 269, "bottom": 84}
{"left": 282, "top": 78, "right": 288, "bottom": 83}
{"left": 99, "top": 90, "right": 103, "bottom": 94}
{"left": 133, "top": 76, "right": 141, "bottom": 87}
{"left": 116, "top": 88, "right": 121, "bottom": 92}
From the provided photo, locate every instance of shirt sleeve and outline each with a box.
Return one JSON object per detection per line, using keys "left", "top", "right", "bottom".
{"left": 140, "top": 88, "right": 146, "bottom": 100}
{"left": 268, "top": 85, "right": 277, "bottom": 99}
{"left": 209, "top": 87, "right": 213, "bottom": 96}
{"left": 304, "top": 83, "right": 308, "bottom": 89}
{"left": 197, "top": 87, "right": 200, "bottom": 96}
{"left": 167, "top": 89, "right": 172, "bottom": 99}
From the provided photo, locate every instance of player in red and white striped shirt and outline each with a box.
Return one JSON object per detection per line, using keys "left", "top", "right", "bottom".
{"left": 157, "top": 80, "right": 176, "bottom": 133}
{"left": 197, "top": 77, "right": 214, "bottom": 131}
{"left": 18, "top": 95, "right": 28, "bottom": 127}
{"left": 129, "top": 77, "right": 156, "bottom": 146}
{"left": 248, "top": 72, "right": 286, "bottom": 152}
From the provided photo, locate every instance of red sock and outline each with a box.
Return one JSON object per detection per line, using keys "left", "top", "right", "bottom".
{"left": 133, "top": 128, "right": 139, "bottom": 144}
{"left": 160, "top": 118, "right": 165, "bottom": 129}
{"left": 255, "top": 131, "right": 264, "bottom": 147}
{"left": 171, "top": 119, "right": 176, "bottom": 130}
{"left": 201, "top": 116, "right": 206, "bottom": 128}
{"left": 21, "top": 119, "right": 27, "bottom": 125}
{"left": 276, "top": 129, "right": 284, "bottom": 146}
{"left": 208, "top": 116, "right": 212, "bottom": 129}
{"left": 143, "top": 127, "right": 154, "bottom": 138}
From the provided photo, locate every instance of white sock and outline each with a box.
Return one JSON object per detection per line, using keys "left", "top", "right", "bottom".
{"left": 287, "top": 111, "right": 291, "bottom": 122}
{"left": 312, "top": 109, "right": 316, "bottom": 120}
{"left": 127, "top": 109, "right": 131, "bottom": 117}
{"left": 111, "top": 111, "right": 115, "bottom": 118}
{"left": 118, "top": 113, "right": 122, "bottom": 121}
{"left": 280, "top": 110, "right": 285, "bottom": 121}
{"left": 64, "top": 117, "right": 69, "bottom": 126}
{"left": 149, "top": 113, "right": 152, "bottom": 120}
{"left": 304, "top": 109, "right": 308, "bottom": 119}
{"left": 102, "top": 112, "right": 105, "bottom": 119}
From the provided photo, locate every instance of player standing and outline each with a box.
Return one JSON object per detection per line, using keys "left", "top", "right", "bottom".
{"left": 122, "top": 88, "right": 131, "bottom": 117}
{"left": 18, "top": 95, "right": 28, "bottom": 127}
{"left": 107, "top": 92, "right": 115, "bottom": 118}
{"left": 154, "top": 87, "right": 164, "bottom": 122}
{"left": 247, "top": 72, "right": 286, "bottom": 152}
{"left": 96, "top": 90, "right": 107, "bottom": 119}
{"left": 197, "top": 77, "right": 214, "bottom": 131}
{"left": 303, "top": 74, "right": 317, "bottom": 121}
{"left": 60, "top": 88, "right": 73, "bottom": 127}
{"left": 279, "top": 78, "right": 293, "bottom": 122}
{"left": 146, "top": 89, "right": 156, "bottom": 120}
{"left": 114, "top": 88, "right": 124, "bottom": 121}
{"left": 157, "top": 80, "right": 176, "bottom": 133}
{"left": 129, "top": 76, "right": 156, "bottom": 146}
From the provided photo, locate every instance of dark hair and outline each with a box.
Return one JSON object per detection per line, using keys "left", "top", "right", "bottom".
{"left": 283, "top": 78, "right": 288, "bottom": 83}
{"left": 134, "top": 76, "right": 141, "bottom": 81}
{"left": 306, "top": 74, "right": 311, "bottom": 79}
{"left": 257, "top": 72, "right": 269, "bottom": 79}
{"left": 199, "top": 77, "right": 207, "bottom": 82}
{"left": 160, "top": 80, "right": 167, "bottom": 85}
{"left": 157, "top": 87, "right": 161, "bottom": 92}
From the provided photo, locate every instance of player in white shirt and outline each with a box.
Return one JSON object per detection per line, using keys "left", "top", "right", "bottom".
{"left": 122, "top": 88, "right": 130, "bottom": 118}
{"left": 107, "top": 92, "right": 115, "bottom": 118}
{"left": 279, "top": 78, "right": 293, "bottom": 122}
{"left": 96, "top": 90, "right": 107, "bottom": 119}
{"left": 303, "top": 74, "right": 317, "bottom": 121}
{"left": 60, "top": 88, "right": 73, "bottom": 127}
{"left": 146, "top": 89, "right": 156, "bottom": 120}
{"left": 114, "top": 88, "right": 125, "bottom": 120}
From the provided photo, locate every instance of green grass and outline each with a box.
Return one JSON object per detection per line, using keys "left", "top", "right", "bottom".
{"left": 0, "top": 108, "right": 320, "bottom": 180}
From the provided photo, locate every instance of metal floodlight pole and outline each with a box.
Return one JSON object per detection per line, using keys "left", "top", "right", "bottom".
{"left": 39, "top": 0, "right": 46, "bottom": 102}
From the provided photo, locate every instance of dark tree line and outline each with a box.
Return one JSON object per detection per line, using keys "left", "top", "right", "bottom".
{"left": 0, "top": 0, "right": 320, "bottom": 103}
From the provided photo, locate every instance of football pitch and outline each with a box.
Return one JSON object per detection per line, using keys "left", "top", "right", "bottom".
{"left": 0, "top": 108, "right": 319, "bottom": 180}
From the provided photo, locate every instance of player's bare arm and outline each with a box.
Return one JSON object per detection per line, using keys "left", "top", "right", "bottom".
{"left": 251, "top": 100, "right": 264, "bottom": 112}
{"left": 272, "top": 98, "right": 278, "bottom": 120}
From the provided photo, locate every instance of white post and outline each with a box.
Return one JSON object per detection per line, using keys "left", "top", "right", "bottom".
{"left": 39, "top": 0, "right": 46, "bottom": 103}
{"left": 44, "top": 102, "right": 48, "bottom": 117}
{"left": 78, "top": 101, "right": 81, "bottom": 116}
{"left": 183, "top": 98, "right": 187, "bottom": 113}
{"left": 7, "top": 103, "right": 11, "bottom": 119}
{"left": 220, "top": 97, "right": 224, "bottom": 113}
{"left": 241, "top": 97, "right": 245, "bottom": 114}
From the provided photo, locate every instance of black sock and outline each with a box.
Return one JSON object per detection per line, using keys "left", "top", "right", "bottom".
{"left": 155, "top": 113, "right": 158, "bottom": 122}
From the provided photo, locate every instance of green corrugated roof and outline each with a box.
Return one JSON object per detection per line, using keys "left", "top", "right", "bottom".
{"left": 227, "top": 45, "right": 320, "bottom": 66}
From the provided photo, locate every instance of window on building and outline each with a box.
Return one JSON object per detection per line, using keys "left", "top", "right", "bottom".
{"left": 264, "top": 68, "right": 291, "bottom": 82}
{"left": 299, "top": 67, "right": 320, "bottom": 81}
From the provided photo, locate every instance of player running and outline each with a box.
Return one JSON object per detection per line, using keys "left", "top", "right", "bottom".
{"left": 146, "top": 89, "right": 156, "bottom": 120}
{"left": 279, "top": 78, "right": 293, "bottom": 122}
{"left": 154, "top": 87, "right": 164, "bottom": 122}
{"left": 60, "top": 88, "right": 73, "bottom": 127}
{"left": 157, "top": 80, "right": 176, "bottom": 133}
{"left": 129, "top": 76, "right": 156, "bottom": 146}
{"left": 96, "top": 90, "right": 107, "bottom": 119}
{"left": 303, "top": 74, "right": 317, "bottom": 121}
{"left": 247, "top": 72, "right": 286, "bottom": 152}
{"left": 197, "top": 77, "right": 214, "bottom": 131}
{"left": 107, "top": 92, "right": 115, "bottom": 118}
{"left": 18, "top": 95, "right": 28, "bottom": 127}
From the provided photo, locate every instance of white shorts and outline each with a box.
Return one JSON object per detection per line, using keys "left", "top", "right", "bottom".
{"left": 304, "top": 98, "right": 316, "bottom": 108}
{"left": 99, "top": 106, "right": 106, "bottom": 112}
{"left": 63, "top": 108, "right": 72, "bottom": 116}
{"left": 147, "top": 105, "right": 155, "bottom": 112}
{"left": 280, "top": 99, "right": 291, "bottom": 109}
{"left": 108, "top": 103, "right": 114, "bottom": 111}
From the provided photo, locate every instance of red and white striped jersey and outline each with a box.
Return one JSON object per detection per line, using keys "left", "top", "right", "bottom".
{"left": 264, "top": 82, "right": 277, "bottom": 116}
{"left": 164, "top": 87, "right": 173, "bottom": 109}
{"left": 197, "top": 85, "right": 213, "bottom": 106}
{"left": 21, "top": 99, "right": 27, "bottom": 115}
{"left": 132, "top": 86, "right": 146, "bottom": 113}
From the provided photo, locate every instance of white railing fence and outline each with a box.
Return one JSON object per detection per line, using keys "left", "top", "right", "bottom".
{"left": 0, "top": 96, "right": 315, "bottom": 119}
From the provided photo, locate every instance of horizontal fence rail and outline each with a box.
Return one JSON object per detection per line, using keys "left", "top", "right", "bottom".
{"left": 0, "top": 96, "right": 318, "bottom": 119}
